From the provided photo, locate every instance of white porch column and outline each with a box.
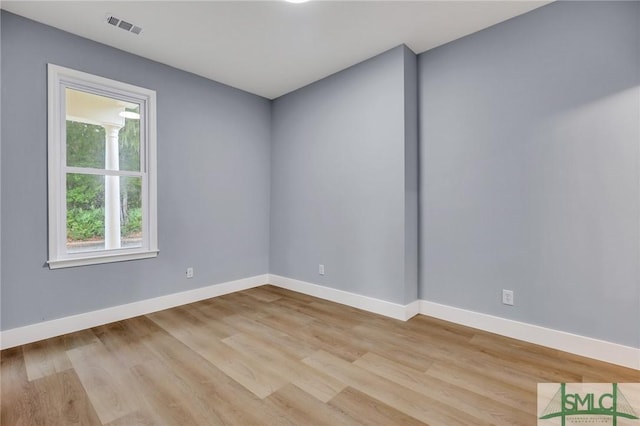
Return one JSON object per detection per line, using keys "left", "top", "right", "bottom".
{"left": 103, "top": 124, "right": 122, "bottom": 249}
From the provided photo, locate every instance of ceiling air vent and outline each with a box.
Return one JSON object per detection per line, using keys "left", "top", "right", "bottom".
{"left": 105, "top": 15, "right": 143, "bottom": 35}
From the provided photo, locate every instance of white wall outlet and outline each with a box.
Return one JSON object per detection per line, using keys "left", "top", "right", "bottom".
{"left": 502, "top": 289, "right": 514, "bottom": 306}
{"left": 186, "top": 267, "right": 194, "bottom": 279}
{"left": 318, "top": 264, "right": 325, "bottom": 275}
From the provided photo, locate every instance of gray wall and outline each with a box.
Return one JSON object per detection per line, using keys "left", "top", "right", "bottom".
{"left": 2, "top": 1, "right": 639, "bottom": 350}
{"left": 0, "top": 12, "right": 3, "bottom": 332}
{"left": 270, "top": 45, "right": 418, "bottom": 304}
{"left": 419, "top": 1, "right": 640, "bottom": 347}
{"left": 1, "top": 11, "right": 271, "bottom": 330}
{"left": 403, "top": 47, "right": 419, "bottom": 304}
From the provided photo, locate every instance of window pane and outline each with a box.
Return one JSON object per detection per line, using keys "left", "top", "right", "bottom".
{"left": 66, "top": 120, "right": 105, "bottom": 169}
{"left": 66, "top": 174, "right": 143, "bottom": 252}
{"left": 119, "top": 110, "right": 141, "bottom": 172}
{"left": 66, "top": 173, "right": 105, "bottom": 253}
{"left": 120, "top": 176, "right": 142, "bottom": 249}
{"left": 65, "top": 88, "right": 140, "bottom": 171}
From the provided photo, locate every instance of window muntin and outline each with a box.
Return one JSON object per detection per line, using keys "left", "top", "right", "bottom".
{"left": 48, "top": 65, "right": 157, "bottom": 268}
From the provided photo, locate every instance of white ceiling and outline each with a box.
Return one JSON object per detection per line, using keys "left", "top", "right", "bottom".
{"left": 1, "top": 1, "right": 550, "bottom": 99}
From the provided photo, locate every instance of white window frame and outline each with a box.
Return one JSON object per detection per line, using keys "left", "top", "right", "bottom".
{"left": 47, "top": 64, "right": 158, "bottom": 269}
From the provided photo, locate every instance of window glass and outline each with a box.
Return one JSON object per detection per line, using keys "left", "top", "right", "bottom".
{"left": 66, "top": 173, "right": 105, "bottom": 253}
{"left": 65, "top": 88, "right": 140, "bottom": 172}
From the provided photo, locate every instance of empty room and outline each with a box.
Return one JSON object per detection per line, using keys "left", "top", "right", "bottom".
{"left": 1, "top": 0, "right": 639, "bottom": 424}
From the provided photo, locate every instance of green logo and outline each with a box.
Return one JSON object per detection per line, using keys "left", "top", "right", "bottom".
{"left": 539, "top": 383, "right": 639, "bottom": 426}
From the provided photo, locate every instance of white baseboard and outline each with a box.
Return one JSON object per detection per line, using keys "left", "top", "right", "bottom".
{"left": 3, "top": 272, "right": 637, "bottom": 370}
{"left": 419, "top": 300, "right": 640, "bottom": 371}
{"left": 268, "top": 274, "right": 418, "bottom": 321}
{"left": 0, "top": 274, "right": 268, "bottom": 350}
{"left": 267, "top": 275, "right": 639, "bottom": 370}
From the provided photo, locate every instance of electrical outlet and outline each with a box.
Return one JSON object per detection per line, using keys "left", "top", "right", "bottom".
{"left": 502, "top": 289, "right": 514, "bottom": 306}
{"left": 319, "top": 264, "right": 325, "bottom": 275}
{"left": 186, "top": 267, "right": 194, "bottom": 279}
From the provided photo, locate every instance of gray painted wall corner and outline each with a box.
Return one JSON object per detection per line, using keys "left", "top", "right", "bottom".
{"left": 270, "top": 45, "right": 414, "bottom": 304}
{"left": 403, "top": 45, "right": 419, "bottom": 304}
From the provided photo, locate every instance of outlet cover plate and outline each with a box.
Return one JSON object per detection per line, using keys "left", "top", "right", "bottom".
{"left": 502, "top": 289, "right": 514, "bottom": 306}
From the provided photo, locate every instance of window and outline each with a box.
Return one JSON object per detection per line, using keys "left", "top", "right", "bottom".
{"left": 47, "top": 64, "right": 157, "bottom": 268}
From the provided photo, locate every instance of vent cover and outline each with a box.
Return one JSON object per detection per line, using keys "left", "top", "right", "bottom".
{"left": 105, "top": 15, "right": 143, "bottom": 35}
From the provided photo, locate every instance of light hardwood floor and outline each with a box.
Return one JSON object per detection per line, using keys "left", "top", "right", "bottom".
{"left": 2, "top": 285, "right": 639, "bottom": 425}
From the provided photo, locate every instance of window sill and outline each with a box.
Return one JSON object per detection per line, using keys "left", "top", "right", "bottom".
{"left": 48, "top": 249, "right": 159, "bottom": 269}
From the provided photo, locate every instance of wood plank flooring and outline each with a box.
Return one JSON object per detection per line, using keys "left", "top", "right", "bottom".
{"left": 2, "top": 285, "right": 639, "bottom": 425}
